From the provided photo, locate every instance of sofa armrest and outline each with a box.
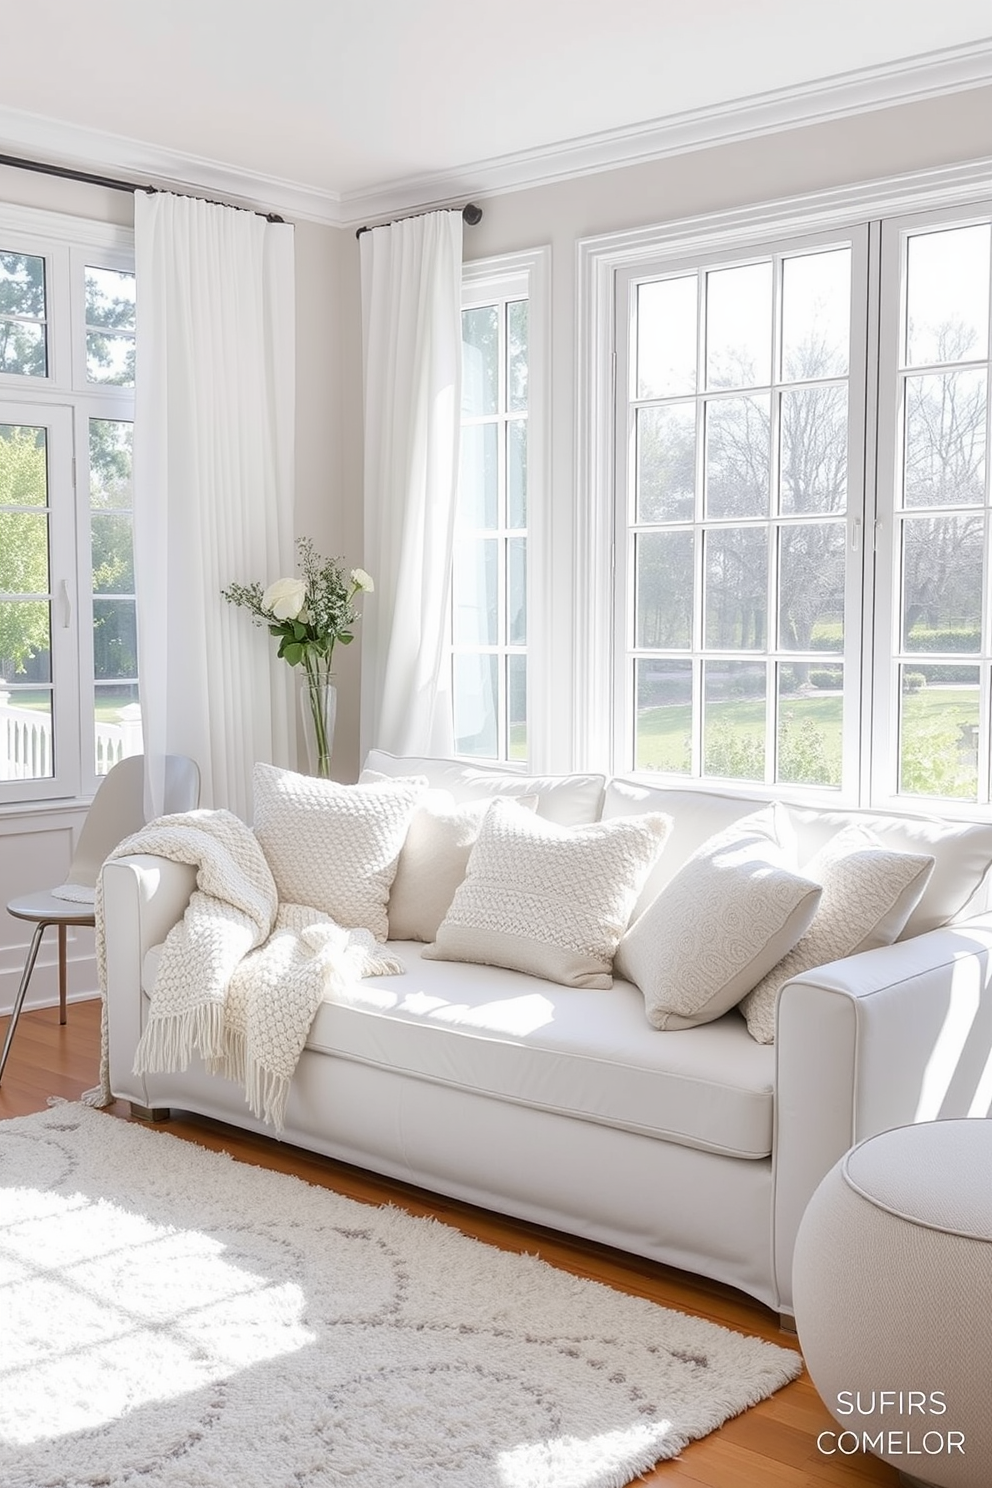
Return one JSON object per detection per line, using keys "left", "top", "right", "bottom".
{"left": 772, "top": 912, "right": 992, "bottom": 1312}
{"left": 102, "top": 854, "right": 197, "bottom": 1100}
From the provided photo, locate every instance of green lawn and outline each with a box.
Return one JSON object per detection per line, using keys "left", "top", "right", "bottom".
{"left": 6, "top": 687, "right": 137, "bottom": 723}
{"left": 636, "top": 686, "right": 979, "bottom": 794}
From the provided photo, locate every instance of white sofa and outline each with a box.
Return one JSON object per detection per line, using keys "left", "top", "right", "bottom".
{"left": 101, "top": 751, "right": 992, "bottom": 1319}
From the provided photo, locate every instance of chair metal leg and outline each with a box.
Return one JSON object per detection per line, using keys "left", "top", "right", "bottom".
{"left": 0, "top": 920, "right": 49, "bottom": 1084}
{"left": 58, "top": 923, "right": 67, "bottom": 1025}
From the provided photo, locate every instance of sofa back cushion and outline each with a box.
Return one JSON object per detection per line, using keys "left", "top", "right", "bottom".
{"left": 363, "top": 749, "right": 605, "bottom": 826}
{"left": 602, "top": 779, "right": 767, "bottom": 918}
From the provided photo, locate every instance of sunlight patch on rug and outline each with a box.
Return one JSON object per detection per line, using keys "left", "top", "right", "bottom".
{"left": 0, "top": 1104, "right": 801, "bottom": 1488}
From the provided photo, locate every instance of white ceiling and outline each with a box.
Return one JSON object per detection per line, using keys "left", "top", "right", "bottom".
{"left": 2, "top": 0, "right": 992, "bottom": 225}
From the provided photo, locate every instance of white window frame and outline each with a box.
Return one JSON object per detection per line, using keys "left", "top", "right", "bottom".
{"left": 577, "top": 155, "right": 992, "bottom": 814}
{"left": 455, "top": 246, "right": 550, "bottom": 770}
{"left": 0, "top": 203, "right": 134, "bottom": 807}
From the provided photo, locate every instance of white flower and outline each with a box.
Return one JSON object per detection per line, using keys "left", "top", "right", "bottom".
{"left": 262, "top": 577, "right": 307, "bottom": 620}
{"left": 351, "top": 567, "right": 375, "bottom": 593}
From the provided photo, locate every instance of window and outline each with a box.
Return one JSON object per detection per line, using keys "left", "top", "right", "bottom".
{"left": 617, "top": 234, "right": 862, "bottom": 791}
{"left": 874, "top": 210, "right": 992, "bottom": 808}
{"left": 585, "top": 182, "right": 992, "bottom": 812}
{"left": 0, "top": 209, "right": 137, "bottom": 803}
{"left": 453, "top": 251, "right": 547, "bottom": 765}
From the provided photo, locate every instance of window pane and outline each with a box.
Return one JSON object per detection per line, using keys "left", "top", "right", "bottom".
{"left": 705, "top": 262, "right": 772, "bottom": 390}
{"left": 93, "top": 598, "right": 138, "bottom": 680}
{"left": 0, "top": 512, "right": 49, "bottom": 592}
{"left": 901, "top": 515, "right": 983, "bottom": 652}
{"left": 637, "top": 275, "right": 697, "bottom": 399}
{"left": 0, "top": 684, "right": 52, "bottom": 780}
{"left": 91, "top": 513, "right": 135, "bottom": 594}
{"left": 507, "top": 300, "right": 528, "bottom": 412}
{"left": 777, "top": 664, "right": 842, "bottom": 787}
{"left": 0, "top": 423, "right": 47, "bottom": 504}
{"left": 89, "top": 419, "right": 133, "bottom": 509}
{"left": 704, "top": 395, "right": 770, "bottom": 518}
{"left": 507, "top": 537, "right": 526, "bottom": 645}
{"left": 507, "top": 654, "right": 526, "bottom": 761}
{"left": 462, "top": 306, "right": 498, "bottom": 416}
{"left": 899, "top": 663, "right": 979, "bottom": 800}
{"left": 703, "top": 660, "right": 766, "bottom": 780}
{"left": 0, "top": 252, "right": 47, "bottom": 378}
{"left": 452, "top": 537, "right": 497, "bottom": 646}
{"left": 635, "top": 658, "right": 692, "bottom": 774}
{"left": 1, "top": 251, "right": 45, "bottom": 317}
{"left": 636, "top": 403, "right": 695, "bottom": 522}
{"left": 781, "top": 249, "right": 850, "bottom": 380}
{"left": 458, "top": 423, "right": 498, "bottom": 529}
{"left": 508, "top": 419, "right": 527, "bottom": 528}
{"left": 86, "top": 330, "right": 135, "bottom": 386}
{"left": 85, "top": 266, "right": 136, "bottom": 331}
{"left": 636, "top": 531, "right": 693, "bottom": 649}
{"left": 0, "top": 320, "right": 46, "bottom": 378}
{"left": 779, "top": 523, "right": 846, "bottom": 652}
{"left": 0, "top": 600, "right": 51, "bottom": 682}
{"left": 780, "top": 385, "right": 848, "bottom": 514}
{"left": 453, "top": 652, "right": 497, "bottom": 758}
{"left": 94, "top": 681, "right": 141, "bottom": 776}
{"left": 906, "top": 225, "right": 991, "bottom": 367}
{"left": 704, "top": 528, "right": 768, "bottom": 649}
{"left": 903, "top": 371, "right": 987, "bottom": 508}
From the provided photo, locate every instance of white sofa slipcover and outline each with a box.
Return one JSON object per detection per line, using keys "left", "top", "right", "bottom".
{"left": 101, "top": 753, "right": 992, "bottom": 1318}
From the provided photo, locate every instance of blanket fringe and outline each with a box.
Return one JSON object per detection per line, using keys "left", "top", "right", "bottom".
{"left": 133, "top": 1002, "right": 227, "bottom": 1076}
{"left": 205, "top": 1027, "right": 291, "bottom": 1133}
{"left": 80, "top": 1085, "right": 113, "bottom": 1109}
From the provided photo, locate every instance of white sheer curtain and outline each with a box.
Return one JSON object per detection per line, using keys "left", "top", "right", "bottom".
{"left": 360, "top": 209, "right": 463, "bottom": 758}
{"left": 134, "top": 192, "right": 296, "bottom": 820}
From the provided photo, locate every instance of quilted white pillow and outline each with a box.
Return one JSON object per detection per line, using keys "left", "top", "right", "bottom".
{"left": 252, "top": 763, "right": 426, "bottom": 941}
{"left": 614, "top": 805, "right": 822, "bottom": 1030}
{"left": 423, "top": 799, "right": 672, "bottom": 988}
{"left": 739, "top": 825, "right": 936, "bottom": 1044}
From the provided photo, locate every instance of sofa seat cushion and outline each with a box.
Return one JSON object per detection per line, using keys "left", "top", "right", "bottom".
{"left": 142, "top": 941, "right": 775, "bottom": 1158}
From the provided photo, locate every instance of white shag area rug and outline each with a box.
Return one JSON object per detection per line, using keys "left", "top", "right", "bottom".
{"left": 0, "top": 1104, "right": 802, "bottom": 1488}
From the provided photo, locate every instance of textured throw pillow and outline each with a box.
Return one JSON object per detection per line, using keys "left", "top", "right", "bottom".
{"left": 386, "top": 791, "right": 538, "bottom": 942}
{"left": 252, "top": 763, "right": 426, "bottom": 941}
{"left": 614, "top": 805, "right": 822, "bottom": 1031}
{"left": 423, "top": 799, "right": 672, "bottom": 988}
{"left": 738, "top": 825, "right": 936, "bottom": 1044}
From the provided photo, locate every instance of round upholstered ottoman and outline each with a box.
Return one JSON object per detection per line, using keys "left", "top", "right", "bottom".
{"left": 793, "top": 1120, "right": 992, "bottom": 1488}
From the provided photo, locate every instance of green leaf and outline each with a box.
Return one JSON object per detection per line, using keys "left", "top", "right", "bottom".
{"left": 340, "top": 632, "right": 353, "bottom": 645}
{"left": 283, "top": 642, "right": 304, "bottom": 666}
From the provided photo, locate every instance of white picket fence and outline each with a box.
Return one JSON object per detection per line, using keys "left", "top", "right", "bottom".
{"left": 0, "top": 692, "right": 142, "bottom": 780}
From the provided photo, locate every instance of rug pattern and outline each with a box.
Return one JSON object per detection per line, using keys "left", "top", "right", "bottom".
{"left": 0, "top": 1104, "right": 801, "bottom": 1487}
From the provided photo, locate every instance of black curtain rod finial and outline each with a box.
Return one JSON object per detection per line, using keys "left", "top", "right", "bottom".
{"left": 356, "top": 202, "right": 483, "bottom": 239}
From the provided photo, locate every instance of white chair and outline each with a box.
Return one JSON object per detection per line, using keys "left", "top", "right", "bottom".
{"left": 1, "top": 753, "right": 200, "bottom": 1083}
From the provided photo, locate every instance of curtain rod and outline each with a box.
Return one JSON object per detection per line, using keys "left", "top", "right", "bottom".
{"left": 355, "top": 202, "right": 482, "bottom": 239}
{"left": 0, "top": 151, "right": 285, "bottom": 223}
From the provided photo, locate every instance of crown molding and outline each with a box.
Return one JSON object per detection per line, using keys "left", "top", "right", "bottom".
{"left": 0, "top": 38, "right": 991, "bottom": 230}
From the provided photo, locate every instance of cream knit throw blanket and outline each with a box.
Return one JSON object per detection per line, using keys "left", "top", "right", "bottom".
{"left": 86, "top": 809, "right": 403, "bottom": 1131}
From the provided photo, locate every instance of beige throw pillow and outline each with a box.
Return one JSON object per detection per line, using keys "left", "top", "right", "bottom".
{"left": 614, "top": 805, "right": 822, "bottom": 1031}
{"left": 739, "top": 825, "right": 936, "bottom": 1044}
{"left": 423, "top": 799, "right": 672, "bottom": 988}
{"left": 252, "top": 763, "right": 426, "bottom": 941}
{"left": 387, "top": 791, "right": 538, "bottom": 942}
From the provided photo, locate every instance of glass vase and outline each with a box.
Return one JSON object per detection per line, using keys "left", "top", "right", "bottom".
{"left": 300, "top": 679, "right": 337, "bottom": 778}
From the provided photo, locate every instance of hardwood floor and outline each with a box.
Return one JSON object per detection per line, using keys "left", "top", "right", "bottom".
{"left": 0, "top": 997, "right": 901, "bottom": 1487}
